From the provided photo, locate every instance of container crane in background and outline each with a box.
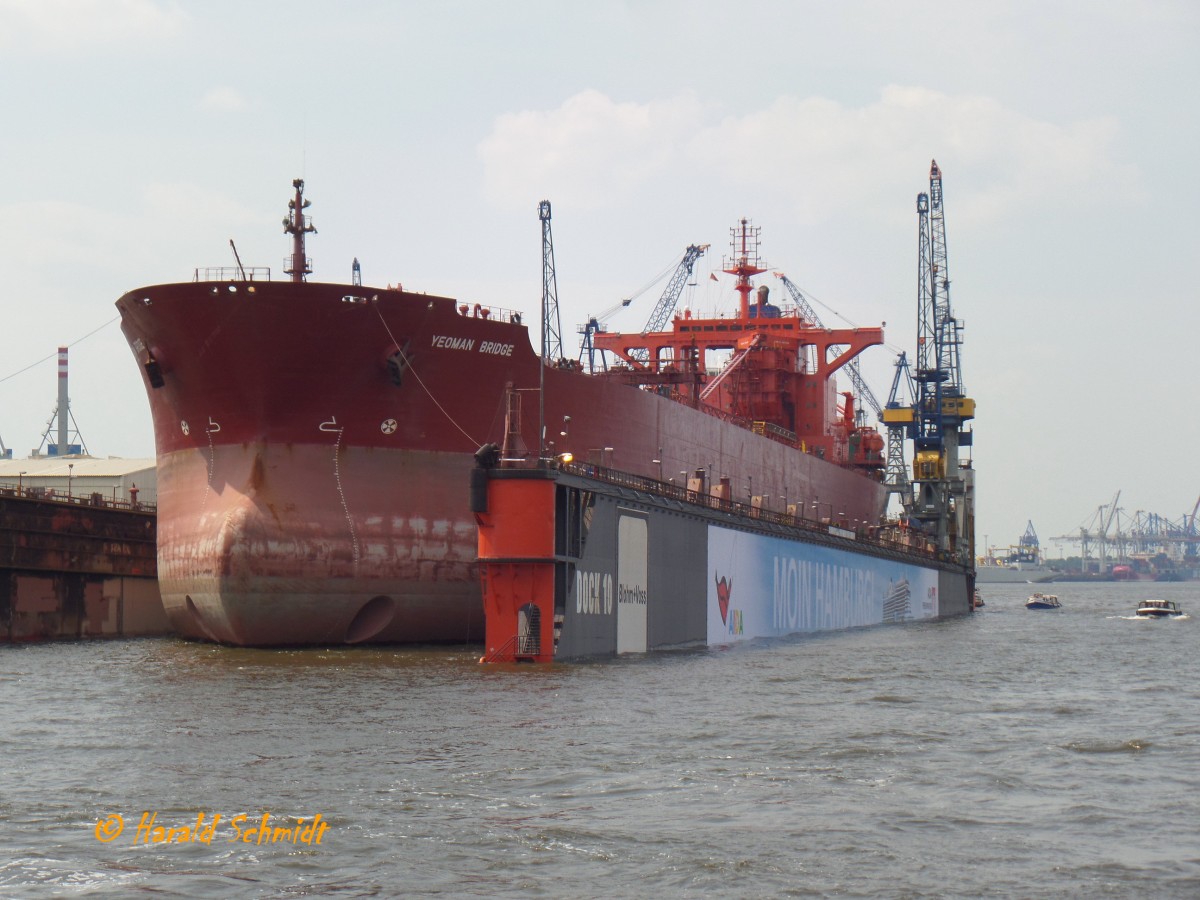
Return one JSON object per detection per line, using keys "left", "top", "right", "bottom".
{"left": 1016, "top": 520, "right": 1041, "bottom": 562}
{"left": 910, "top": 160, "right": 975, "bottom": 566}
{"left": 1051, "top": 491, "right": 1200, "bottom": 576}
{"left": 1052, "top": 492, "right": 1121, "bottom": 574}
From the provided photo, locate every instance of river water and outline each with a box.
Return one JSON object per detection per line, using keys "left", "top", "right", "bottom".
{"left": 2, "top": 581, "right": 1198, "bottom": 898}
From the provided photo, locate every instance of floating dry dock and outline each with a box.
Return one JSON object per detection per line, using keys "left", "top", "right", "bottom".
{"left": 0, "top": 488, "right": 165, "bottom": 641}
{"left": 473, "top": 460, "right": 972, "bottom": 662}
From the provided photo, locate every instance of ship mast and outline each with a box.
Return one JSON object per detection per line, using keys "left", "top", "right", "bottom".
{"left": 283, "top": 178, "right": 316, "bottom": 283}
{"left": 723, "top": 218, "right": 768, "bottom": 319}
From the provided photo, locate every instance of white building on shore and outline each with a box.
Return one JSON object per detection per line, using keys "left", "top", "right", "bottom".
{"left": 0, "top": 456, "right": 156, "bottom": 506}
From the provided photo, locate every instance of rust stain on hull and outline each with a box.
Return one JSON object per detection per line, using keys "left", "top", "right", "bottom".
{"left": 155, "top": 444, "right": 481, "bottom": 646}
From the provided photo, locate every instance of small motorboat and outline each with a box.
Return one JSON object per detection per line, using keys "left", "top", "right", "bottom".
{"left": 973, "top": 590, "right": 984, "bottom": 609}
{"left": 1135, "top": 599, "right": 1184, "bottom": 618}
{"left": 1026, "top": 592, "right": 1061, "bottom": 610}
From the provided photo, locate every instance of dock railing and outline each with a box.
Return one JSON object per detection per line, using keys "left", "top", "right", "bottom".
{"left": 0, "top": 483, "right": 156, "bottom": 514}
{"left": 550, "top": 460, "right": 940, "bottom": 563}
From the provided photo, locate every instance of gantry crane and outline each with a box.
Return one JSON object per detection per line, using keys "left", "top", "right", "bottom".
{"left": 1053, "top": 492, "right": 1122, "bottom": 573}
{"left": 879, "top": 351, "right": 917, "bottom": 512}
{"left": 1053, "top": 492, "right": 1200, "bottom": 571}
{"left": 910, "top": 160, "right": 975, "bottom": 564}
{"left": 1015, "top": 521, "right": 1041, "bottom": 562}
{"left": 1181, "top": 511, "right": 1199, "bottom": 562}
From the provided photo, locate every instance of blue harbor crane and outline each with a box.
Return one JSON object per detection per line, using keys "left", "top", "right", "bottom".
{"left": 577, "top": 297, "right": 632, "bottom": 373}
{"left": 578, "top": 243, "right": 707, "bottom": 371}
{"left": 910, "top": 160, "right": 975, "bottom": 564}
{"left": 630, "top": 243, "right": 708, "bottom": 364}
{"left": 1016, "top": 520, "right": 1041, "bottom": 562}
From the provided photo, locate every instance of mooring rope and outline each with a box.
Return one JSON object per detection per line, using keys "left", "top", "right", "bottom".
{"left": 373, "top": 302, "right": 479, "bottom": 449}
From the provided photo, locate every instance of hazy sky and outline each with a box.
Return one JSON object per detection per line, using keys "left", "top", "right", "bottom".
{"left": 0, "top": 0, "right": 1196, "bottom": 554}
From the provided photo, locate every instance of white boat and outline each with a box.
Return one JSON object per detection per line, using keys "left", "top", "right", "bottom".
{"left": 1135, "top": 599, "right": 1184, "bottom": 618}
{"left": 1025, "top": 592, "right": 1061, "bottom": 610}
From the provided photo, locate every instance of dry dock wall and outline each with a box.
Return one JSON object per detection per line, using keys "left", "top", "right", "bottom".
{"left": 535, "top": 470, "right": 972, "bottom": 660}
{"left": 0, "top": 491, "right": 168, "bottom": 641}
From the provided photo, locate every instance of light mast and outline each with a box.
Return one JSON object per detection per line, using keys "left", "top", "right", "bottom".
{"left": 283, "top": 178, "right": 316, "bottom": 283}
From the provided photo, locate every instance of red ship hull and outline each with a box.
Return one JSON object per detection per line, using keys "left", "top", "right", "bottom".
{"left": 118, "top": 280, "right": 886, "bottom": 645}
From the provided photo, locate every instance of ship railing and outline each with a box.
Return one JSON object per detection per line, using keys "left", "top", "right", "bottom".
{"left": 194, "top": 266, "right": 272, "bottom": 283}
{"left": 0, "top": 483, "right": 156, "bottom": 514}
{"left": 453, "top": 302, "right": 526, "bottom": 326}
{"left": 482, "top": 634, "right": 520, "bottom": 664}
{"left": 554, "top": 461, "right": 940, "bottom": 563}
{"left": 282, "top": 256, "right": 311, "bottom": 277}
{"left": 694, "top": 403, "right": 752, "bottom": 431}
{"left": 752, "top": 421, "right": 798, "bottom": 445}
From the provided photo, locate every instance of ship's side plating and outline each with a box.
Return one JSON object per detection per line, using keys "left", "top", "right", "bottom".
{"left": 115, "top": 184, "right": 913, "bottom": 648}
{"left": 118, "top": 279, "right": 885, "bottom": 646}
{"left": 475, "top": 464, "right": 971, "bottom": 662}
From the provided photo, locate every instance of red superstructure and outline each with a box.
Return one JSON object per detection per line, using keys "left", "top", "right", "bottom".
{"left": 116, "top": 184, "right": 889, "bottom": 646}
{"left": 593, "top": 219, "right": 885, "bottom": 469}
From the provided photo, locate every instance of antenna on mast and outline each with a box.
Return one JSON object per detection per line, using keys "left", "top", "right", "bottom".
{"left": 722, "top": 218, "right": 768, "bottom": 319}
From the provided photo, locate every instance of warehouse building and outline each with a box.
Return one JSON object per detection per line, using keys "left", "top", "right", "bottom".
{"left": 0, "top": 456, "right": 156, "bottom": 506}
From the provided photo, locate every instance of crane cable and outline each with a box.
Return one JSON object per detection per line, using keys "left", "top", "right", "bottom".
{"left": 0, "top": 316, "right": 120, "bottom": 386}
{"left": 373, "top": 303, "right": 479, "bottom": 449}
{"left": 784, "top": 278, "right": 911, "bottom": 359}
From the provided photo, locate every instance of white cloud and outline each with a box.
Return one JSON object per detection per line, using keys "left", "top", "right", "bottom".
{"left": 0, "top": 183, "right": 262, "bottom": 285}
{"left": 479, "top": 86, "right": 1142, "bottom": 223}
{"left": 138, "top": 181, "right": 262, "bottom": 227}
{"left": 478, "top": 89, "right": 706, "bottom": 209}
{"left": 0, "top": 0, "right": 186, "bottom": 52}
{"left": 199, "top": 86, "right": 250, "bottom": 112}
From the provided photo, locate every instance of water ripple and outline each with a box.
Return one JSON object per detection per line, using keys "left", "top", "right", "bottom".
{"left": 4, "top": 583, "right": 1200, "bottom": 897}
